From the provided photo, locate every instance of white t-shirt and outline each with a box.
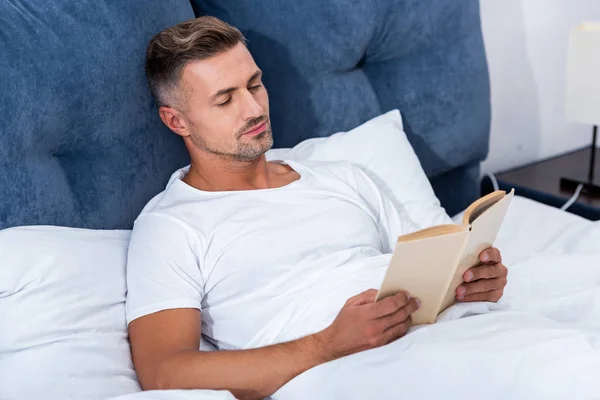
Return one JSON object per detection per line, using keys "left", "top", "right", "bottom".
{"left": 126, "top": 160, "right": 418, "bottom": 350}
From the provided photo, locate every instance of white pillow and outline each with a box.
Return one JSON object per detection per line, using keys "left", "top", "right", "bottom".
{"left": 0, "top": 226, "right": 140, "bottom": 400}
{"left": 266, "top": 109, "right": 453, "bottom": 229}
{"left": 0, "top": 226, "right": 221, "bottom": 400}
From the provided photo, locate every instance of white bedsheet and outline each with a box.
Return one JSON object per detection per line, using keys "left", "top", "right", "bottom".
{"left": 270, "top": 197, "right": 600, "bottom": 399}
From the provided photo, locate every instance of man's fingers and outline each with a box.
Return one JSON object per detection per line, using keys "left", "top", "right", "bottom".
{"left": 456, "top": 277, "right": 506, "bottom": 298}
{"left": 458, "top": 289, "right": 504, "bottom": 303}
{"left": 378, "top": 298, "right": 420, "bottom": 329}
{"left": 369, "top": 291, "right": 411, "bottom": 318}
{"left": 381, "top": 318, "right": 412, "bottom": 345}
{"left": 464, "top": 262, "right": 508, "bottom": 282}
{"left": 479, "top": 247, "right": 502, "bottom": 264}
{"left": 347, "top": 289, "right": 378, "bottom": 305}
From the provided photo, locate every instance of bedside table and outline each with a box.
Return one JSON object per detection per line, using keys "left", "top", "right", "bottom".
{"left": 481, "top": 147, "right": 600, "bottom": 221}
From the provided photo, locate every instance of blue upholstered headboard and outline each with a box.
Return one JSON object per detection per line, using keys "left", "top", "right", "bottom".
{"left": 0, "top": 0, "right": 490, "bottom": 230}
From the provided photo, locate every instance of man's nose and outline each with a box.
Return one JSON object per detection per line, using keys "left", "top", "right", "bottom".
{"left": 240, "top": 90, "right": 264, "bottom": 120}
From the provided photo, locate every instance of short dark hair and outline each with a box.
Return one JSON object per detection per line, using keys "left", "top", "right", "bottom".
{"left": 145, "top": 16, "right": 246, "bottom": 108}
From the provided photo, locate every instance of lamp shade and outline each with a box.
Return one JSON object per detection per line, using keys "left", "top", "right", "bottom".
{"left": 565, "top": 22, "right": 600, "bottom": 126}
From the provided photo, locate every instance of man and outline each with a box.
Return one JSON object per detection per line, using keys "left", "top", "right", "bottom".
{"left": 126, "top": 16, "right": 508, "bottom": 400}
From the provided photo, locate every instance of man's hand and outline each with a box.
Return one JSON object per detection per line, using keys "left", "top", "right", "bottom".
{"left": 456, "top": 247, "right": 508, "bottom": 302}
{"left": 317, "top": 289, "right": 421, "bottom": 360}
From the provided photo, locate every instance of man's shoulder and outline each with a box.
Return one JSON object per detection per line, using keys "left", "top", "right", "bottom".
{"left": 292, "top": 159, "right": 362, "bottom": 179}
{"left": 133, "top": 167, "right": 199, "bottom": 230}
{"left": 292, "top": 159, "right": 371, "bottom": 190}
{"left": 130, "top": 199, "right": 201, "bottom": 253}
{"left": 135, "top": 186, "right": 180, "bottom": 223}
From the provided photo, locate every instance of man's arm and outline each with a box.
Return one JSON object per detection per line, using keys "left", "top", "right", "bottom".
{"left": 128, "top": 290, "right": 420, "bottom": 400}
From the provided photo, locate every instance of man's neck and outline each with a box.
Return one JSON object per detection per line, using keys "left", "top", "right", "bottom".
{"left": 183, "top": 153, "right": 273, "bottom": 192}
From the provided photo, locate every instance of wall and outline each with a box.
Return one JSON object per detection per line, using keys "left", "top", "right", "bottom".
{"left": 480, "top": 0, "right": 600, "bottom": 174}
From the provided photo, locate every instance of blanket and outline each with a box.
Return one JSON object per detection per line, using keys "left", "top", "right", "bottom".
{"left": 106, "top": 197, "right": 600, "bottom": 400}
{"left": 272, "top": 209, "right": 600, "bottom": 399}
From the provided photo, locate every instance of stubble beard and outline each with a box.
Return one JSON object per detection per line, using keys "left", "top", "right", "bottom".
{"left": 190, "top": 121, "right": 274, "bottom": 162}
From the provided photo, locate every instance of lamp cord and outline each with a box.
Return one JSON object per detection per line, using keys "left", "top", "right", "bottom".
{"left": 484, "top": 172, "right": 500, "bottom": 192}
{"left": 485, "top": 171, "right": 582, "bottom": 212}
{"left": 589, "top": 125, "right": 597, "bottom": 183}
{"left": 560, "top": 183, "right": 584, "bottom": 211}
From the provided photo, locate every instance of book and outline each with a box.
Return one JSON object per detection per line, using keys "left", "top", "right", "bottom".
{"left": 375, "top": 189, "right": 515, "bottom": 325}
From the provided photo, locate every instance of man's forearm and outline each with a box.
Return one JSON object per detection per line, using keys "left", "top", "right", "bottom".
{"left": 152, "top": 331, "right": 334, "bottom": 400}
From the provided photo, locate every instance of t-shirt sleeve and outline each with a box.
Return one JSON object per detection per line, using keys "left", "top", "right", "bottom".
{"left": 125, "top": 213, "right": 205, "bottom": 325}
{"left": 350, "top": 164, "right": 419, "bottom": 253}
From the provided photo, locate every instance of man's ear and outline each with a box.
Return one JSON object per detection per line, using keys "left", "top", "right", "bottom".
{"left": 158, "top": 106, "right": 190, "bottom": 138}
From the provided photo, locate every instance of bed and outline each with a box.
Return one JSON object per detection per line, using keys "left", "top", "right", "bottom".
{"left": 1, "top": 1, "right": 599, "bottom": 399}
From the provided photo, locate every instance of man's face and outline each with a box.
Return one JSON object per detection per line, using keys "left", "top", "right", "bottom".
{"left": 176, "top": 42, "right": 272, "bottom": 161}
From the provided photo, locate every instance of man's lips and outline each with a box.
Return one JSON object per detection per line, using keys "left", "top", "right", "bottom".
{"left": 242, "top": 121, "right": 267, "bottom": 136}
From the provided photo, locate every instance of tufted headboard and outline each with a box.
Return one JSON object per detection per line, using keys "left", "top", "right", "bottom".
{"left": 193, "top": 0, "right": 491, "bottom": 217}
{"left": 0, "top": 1, "right": 194, "bottom": 230}
{"left": 0, "top": 0, "right": 490, "bottom": 230}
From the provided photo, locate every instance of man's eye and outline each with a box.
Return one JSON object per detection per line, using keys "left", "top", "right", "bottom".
{"left": 249, "top": 84, "right": 262, "bottom": 91}
{"left": 216, "top": 98, "right": 232, "bottom": 107}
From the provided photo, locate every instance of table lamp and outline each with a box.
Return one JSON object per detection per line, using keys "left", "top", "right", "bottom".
{"left": 564, "top": 21, "right": 600, "bottom": 196}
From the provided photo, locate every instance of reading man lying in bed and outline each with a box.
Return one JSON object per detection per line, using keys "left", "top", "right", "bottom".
{"left": 126, "top": 16, "right": 508, "bottom": 400}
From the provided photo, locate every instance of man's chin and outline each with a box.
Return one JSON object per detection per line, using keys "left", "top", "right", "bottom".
{"left": 244, "top": 129, "right": 273, "bottom": 152}
{"left": 233, "top": 141, "right": 273, "bottom": 162}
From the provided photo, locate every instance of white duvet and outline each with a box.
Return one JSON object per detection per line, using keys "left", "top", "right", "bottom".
{"left": 270, "top": 197, "right": 600, "bottom": 400}
{"left": 111, "top": 197, "right": 600, "bottom": 400}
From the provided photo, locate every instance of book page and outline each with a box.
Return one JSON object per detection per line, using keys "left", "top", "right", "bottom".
{"left": 462, "top": 190, "right": 506, "bottom": 226}
{"left": 397, "top": 224, "right": 465, "bottom": 243}
{"left": 579, "top": 21, "right": 600, "bottom": 31}
{"left": 439, "top": 189, "right": 514, "bottom": 314}
{"left": 376, "top": 229, "right": 470, "bottom": 325}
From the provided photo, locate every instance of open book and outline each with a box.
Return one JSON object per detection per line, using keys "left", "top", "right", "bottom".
{"left": 376, "top": 189, "right": 515, "bottom": 325}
